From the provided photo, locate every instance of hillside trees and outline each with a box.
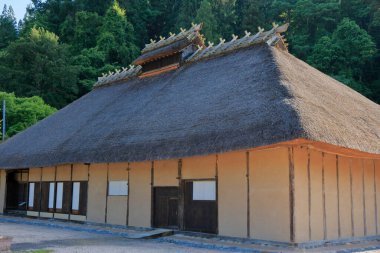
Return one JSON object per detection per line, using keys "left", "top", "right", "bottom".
{"left": 0, "top": 27, "right": 78, "bottom": 108}
{"left": 0, "top": 92, "right": 56, "bottom": 139}
{"left": 0, "top": 5, "right": 17, "bottom": 49}
{"left": 0, "top": 0, "right": 378, "bottom": 114}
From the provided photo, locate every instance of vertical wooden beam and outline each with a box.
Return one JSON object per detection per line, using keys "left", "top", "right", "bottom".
{"left": 39, "top": 167, "right": 43, "bottom": 217}
{"left": 322, "top": 153, "right": 327, "bottom": 240}
{"left": 336, "top": 155, "right": 341, "bottom": 238}
{"left": 350, "top": 159, "right": 355, "bottom": 237}
{"left": 85, "top": 164, "right": 89, "bottom": 220}
{"left": 105, "top": 163, "right": 109, "bottom": 224}
{"left": 150, "top": 161, "right": 154, "bottom": 227}
{"left": 246, "top": 151, "right": 250, "bottom": 238}
{"left": 178, "top": 159, "right": 184, "bottom": 230}
{"left": 126, "top": 163, "right": 130, "bottom": 226}
{"left": 307, "top": 148, "right": 311, "bottom": 241}
{"left": 215, "top": 155, "right": 219, "bottom": 235}
{"left": 362, "top": 160, "right": 367, "bottom": 236}
{"left": 288, "top": 147, "right": 295, "bottom": 243}
{"left": 69, "top": 164, "right": 73, "bottom": 221}
{"left": 374, "top": 160, "right": 378, "bottom": 235}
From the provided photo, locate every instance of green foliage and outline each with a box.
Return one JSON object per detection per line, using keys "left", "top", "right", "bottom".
{"left": 0, "top": 27, "right": 79, "bottom": 109}
{"left": 0, "top": 5, "right": 17, "bottom": 49}
{"left": 0, "top": 92, "right": 56, "bottom": 138}
{"left": 309, "top": 19, "right": 376, "bottom": 76}
{"left": 72, "top": 11, "right": 102, "bottom": 52}
{"left": 176, "top": 0, "right": 201, "bottom": 30}
{"left": 97, "top": 0, "right": 139, "bottom": 65}
{"left": 195, "top": 0, "right": 220, "bottom": 43}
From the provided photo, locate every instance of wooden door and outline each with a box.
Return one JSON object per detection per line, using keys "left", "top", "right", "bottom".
{"left": 153, "top": 187, "right": 178, "bottom": 228}
{"left": 184, "top": 180, "right": 217, "bottom": 234}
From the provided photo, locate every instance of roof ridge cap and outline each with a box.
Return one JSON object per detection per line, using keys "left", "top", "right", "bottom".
{"left": 186, "top": 23, "right": 289, "bottom": 63}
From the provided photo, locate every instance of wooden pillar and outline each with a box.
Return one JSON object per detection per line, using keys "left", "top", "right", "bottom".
{"left": 178, "top": 159, "right": 184, "bottom": 230}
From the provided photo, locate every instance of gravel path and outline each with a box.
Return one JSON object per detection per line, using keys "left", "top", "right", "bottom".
{"left": 1, "top": 222, "right": 380, "bottom": 253}
{"left": 0, "top": 222, "right": 224, "bottom": 253}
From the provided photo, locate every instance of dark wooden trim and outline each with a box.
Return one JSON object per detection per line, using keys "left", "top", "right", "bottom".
{"left": 126, "top": 163, "right": 130, "bottom": 226}
{"left": 105, "top": 163, "right": 109, "bottom": 224}
{"left": 25, "top": 169, "right": 30, "bottom": 212}
{"left": 86, "top": 164, "right": 90, "bottom": 220}
{"left": 215, "top": 155, "right": 219, "bottom": 235}
{"left": 322, "top": 153, "right": 327, "bottom": 240}
{"left": 307, "top": 148, "right": 311, "bottom": 241}
{"left": 150, "top": 161, "right": 154, "bottom": 228}
{"left": 362, "top": 160, "right": 367, "bottom": 236}
{"left": 288, "top": 147, "right": 295, "bottom": 243}
{"left": 374, "top": 160, "right": 378, "bottom": 235}
{"left": 69, "top": 164, "right": 73, "bottom": 220}
{"left": 178, "top": 159, "right": 184, "bottom": 230}
{"left": 54, "top": 166, "right": 57, "bottom": 213}
{"left": 139, "top": 63, "right": 179, "bottom": 78}
{"left": 336, "top": 155, "right": 341, "bottom": 238}
{"left": 350, "top": 159, "right": 355, "bottom": 237}
{"left": 38, "top": 167, "right": 43, "bottom": 217}
{"left": 246, "top": 151, "right": 250, "bottom": 238}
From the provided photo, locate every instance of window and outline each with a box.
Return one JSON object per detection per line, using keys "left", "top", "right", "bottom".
{"left": 28, "top": 182, "right": 41, "bottom": 211}
{"left": 71, "top": 181, "right": 88, "bottom": 215}
{"left": 28, "top": 183, "right": 35, "bottom": 209}
{"left": 72, "top": 182, "right": 80, "bottom": 212}
{"left": 55, "top": 182, "right": 63, "bottom": 211}
{"left": 108, "top": 181, "right": 128, "bottom": 196}
{"left": 192, "top": 181, "right": 216, "bottom": 201}
{"left": 48, "top": 182, "right": 55, "bottom": 210}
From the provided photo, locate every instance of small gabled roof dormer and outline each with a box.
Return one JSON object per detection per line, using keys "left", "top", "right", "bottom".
{"left": 132, "top": 23, "right": 204, "bottom": 78}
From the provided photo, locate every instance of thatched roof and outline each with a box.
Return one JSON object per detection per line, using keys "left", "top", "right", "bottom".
{"left": 0, "top": 38, "right": 379, "bottom": 168}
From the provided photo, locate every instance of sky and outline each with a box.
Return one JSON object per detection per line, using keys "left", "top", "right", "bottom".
{"left": 0, "top": 0, "right": 31, "bottom": 21}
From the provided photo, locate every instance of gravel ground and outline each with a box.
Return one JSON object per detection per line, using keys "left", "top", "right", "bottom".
{"left": 1, "top": 222, "right": 380, "bottom": 253}
{"left": 0, "top": 222, "right": 224, "bottom": 253}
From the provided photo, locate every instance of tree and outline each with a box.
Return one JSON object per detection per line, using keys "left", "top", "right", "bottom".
{"left": 195, "top": 0, "right": 220, "bottom": 43}
{"left": 332, "top": 18, "right": 376, "bottom": 79}
{"left": 309, "top": 18, "right": 376, "bottom": 96}
{"left": 0, "top": 27, "right": 79, "bottom": 108}
{"left": 72, "top": 11, "right": 102, "bottom": 52}
{"left": 175, "top": 0, "right": 201, "bottom": 30}
{"left": 97, "top": 0, "right": 139, "bottom": 65}
{"left": 0, "top": 92, "right": 56, "bottom": 139}
{"left": 212, "top": 0, "right": 237, "bottom": 39}
{"left": 0, "top": 5, "right": 18, "bottom": 49}
{"left": 236, "top": 0, "right": 263, "bottom": 34}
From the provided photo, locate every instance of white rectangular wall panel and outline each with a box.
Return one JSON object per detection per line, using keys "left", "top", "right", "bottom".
{"left": 28, "top": 183, "right": 35, "bottom": 207}
{"left": 56, "top": 182, "right": 63, "bottom": 209}
{"left": 48, "top": 182, "right": 55, "bottom": 209}
{"left": 108, "top": 181, "right": 128, "bottom": 196}
{"left": 193, "top": 181, "right": 216, "bottom": 200}
{"left": 72, "top": 182, "right": 80, "bottom": 210}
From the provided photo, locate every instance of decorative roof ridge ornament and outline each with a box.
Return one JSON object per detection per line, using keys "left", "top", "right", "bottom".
{"left": 94, "top": 65, "right": 142, "bottom": 88}
{"left": 141, "top": 23, "right": 203, "bottom": 54}
{"left": 93, "top": 23, "right": 289, "bottom": 88}
{"left": 186, "top": 23, "right": 289, "bottom": 63}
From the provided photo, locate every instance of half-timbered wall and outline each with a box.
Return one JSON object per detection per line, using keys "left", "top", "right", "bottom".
{"left": 294, "top": 146, "right": 380, "bottom": 243}
{"left": 0, "top": 145, "right": 379, "bottom": 243}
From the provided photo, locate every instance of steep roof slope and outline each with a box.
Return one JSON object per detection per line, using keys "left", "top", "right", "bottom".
{"left": 273, "top": 49, "right": 380, "bottom": 154}
{"left": 0, "top": 44, "right": 378, "bottom": 168}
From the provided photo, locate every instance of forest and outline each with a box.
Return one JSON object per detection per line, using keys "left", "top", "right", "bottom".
{"left": 0, "top": 0, "right": 379, "bottom": 138}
